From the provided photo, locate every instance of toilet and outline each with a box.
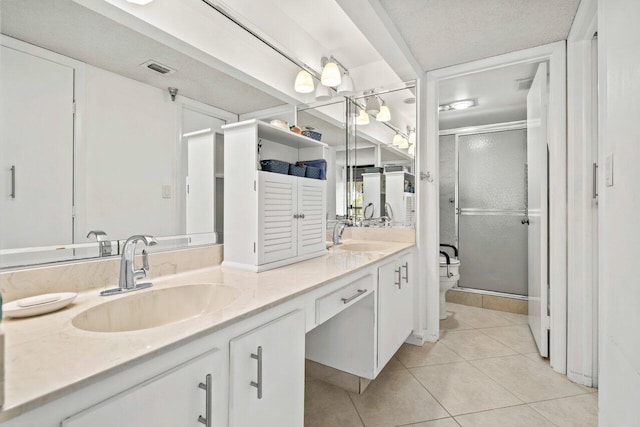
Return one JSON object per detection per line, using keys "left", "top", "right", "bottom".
{"left": 439, "top": 252, "right": 460, "bottom": 320}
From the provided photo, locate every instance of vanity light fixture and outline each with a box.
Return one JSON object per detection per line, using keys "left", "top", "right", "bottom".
{"left": 356, "top": 109, "right": 370, "bottom": 125}
{"left": 321, "top": 57, "right": 341, "bottom": 87}
{"left": 315, "top": 82, "right": 332, "bottom": 101}
{"left": 392, "top": 133, "right": 404, "bottom": 146}
{"left": 376, "top": 100, "right": 391, "bottom": 122}
{"left": 365, "top": 93, "right": 381, "bottom": 115}
{"left": 408, "top": 127, "right": 416, "bottom": 145}
{"left": 408, "top": 143, "right": 416, "bottom": 156}
{"left": 337, "top": 71, "right": 355, "bottom": 95}
{"left": 398, "top": 137, "right": 409, "bottom": 149}
{"left": 294, "top": 70, "right": 315, "bottom": 93}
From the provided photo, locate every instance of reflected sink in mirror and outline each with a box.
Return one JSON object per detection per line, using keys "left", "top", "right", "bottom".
{"left": 337, "top": 243, "right": 389, "bottom": 253}
{"left": 72, "top": 284, "right": 238, "bottom": 333}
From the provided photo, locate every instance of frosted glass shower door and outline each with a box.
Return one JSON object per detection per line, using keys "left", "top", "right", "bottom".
{"left": 458, "top": 129, "right": 528, "bottom": 295}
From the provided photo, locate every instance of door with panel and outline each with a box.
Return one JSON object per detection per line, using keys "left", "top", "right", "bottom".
{"left": 0, "top": 45, "right": 74, "bottom": 250}
{"left": 377, "top": 257, "right": 413, "bottom": 370}
{"left": 229, "top": 310, "right": 305, "bottom": 427}
{"left": 297, "top": 178, "right": 326, "bottom": 256}
{"left": 257, "top": 171, "right": 298, "bottom": 265}
{"left": 527, "top": 62, "right": 550, "bottom": 357}
{"left": 62, "top": 350, "right": 219, "bottom": 427}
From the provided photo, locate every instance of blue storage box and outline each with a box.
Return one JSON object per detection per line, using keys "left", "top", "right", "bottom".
{"left": 289, "top": 164, "right": 306, "bottom": 177}
{"left": 260, "top": 159, "right": 290, "bottom": 175}
{"left": 305, "top": 166, "right": 322, "bottom": 179}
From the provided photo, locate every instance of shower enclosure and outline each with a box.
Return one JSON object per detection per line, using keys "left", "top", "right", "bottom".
{"left": 439, "top": 123, "right": 528, "bottom": 296}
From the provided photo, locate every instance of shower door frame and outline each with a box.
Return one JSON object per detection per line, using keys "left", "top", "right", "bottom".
{"left": 441, "top": 121, "right": 529, "bottom": 299}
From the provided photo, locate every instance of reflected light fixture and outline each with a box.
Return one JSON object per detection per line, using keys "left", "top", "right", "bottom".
{"left": 376, "top": 100, "right": 391, "bottom": 122}
{"left": 398, "top": 137, "right": 409, "bottom": 149}
{"left": 392, "top": 133, "right": 403, "bottom": 146}
{"left": 321, "top": 57, "right": 342, "bottom": 87}
{"left": 315, "top": 82, "right": 332, "bottom": 101}
{"left": 356, "top": 109, "right": 370, "bottom": 125}
{"left": 365, "top": 95, "right": 380, "bottom": 115}
{"left": 408, "top": 127, "right": 416, "bottom": 145}
{"left": 440, "top": 99, "right": 477, "bottom": 111}
{"left": 408, "top": 143, "right": 415, "bottom": 156}
{"left": 337, "top": 71, "right": 354, "bottom": 94}
{"left": 294, "top": 70, "right": 315, "bottom": 93}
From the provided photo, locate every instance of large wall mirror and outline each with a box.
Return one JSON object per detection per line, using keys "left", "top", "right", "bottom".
{"left": 0, "top": 0, "right": 417, "bottom": 270}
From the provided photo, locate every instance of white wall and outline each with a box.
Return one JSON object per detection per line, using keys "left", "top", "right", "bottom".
{"left": 79, "top": 65, "right": 178, "bottom": 241}
{"left": 598, "top": 0, "right": 640, "bottom": 424}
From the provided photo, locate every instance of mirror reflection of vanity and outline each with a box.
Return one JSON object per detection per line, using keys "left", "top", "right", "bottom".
{"left": 0, "top": 0, "right": 416, "bottom": 271}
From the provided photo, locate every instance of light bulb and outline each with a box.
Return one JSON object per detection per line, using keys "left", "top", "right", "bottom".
{"left": 294, "top": 70, "right": 314, "bottom": 94}
{"left": 356, "top": 109, "right": 370, "bottom": 125}
{"left": 376, "top": 104, "right": 391, "bottom": 122}
{"left": 321, "top": 60, "right": 341, "bottom": 87}
{"left": 392, "top": 133, "right": 403, "bottom": 146}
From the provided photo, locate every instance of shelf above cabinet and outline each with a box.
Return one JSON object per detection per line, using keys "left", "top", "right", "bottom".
{"left": 222, "top": 119, "right": 328, "bottom": 150}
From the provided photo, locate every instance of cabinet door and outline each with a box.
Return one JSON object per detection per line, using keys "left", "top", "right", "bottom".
{"left": 257, "top": 171, "right": 298, "bottom": 264}
{"left": 229, "top": 310, "right": 305, "bottom": 427}
{"left": 297, "top": 178, "right": 326, "bottom": 256}
{"left": 377, "top": 257, "right": 413, "bottom": 370}
{"left": 62, "top": 350, "right": 218, "bottom": 427}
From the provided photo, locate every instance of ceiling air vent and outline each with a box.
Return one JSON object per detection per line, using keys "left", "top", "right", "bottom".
{"left": 515, "top": 78, "right": 534, "bottom": 91}
{"left": 140, "top": 60, "right": 176, "bottom": 75}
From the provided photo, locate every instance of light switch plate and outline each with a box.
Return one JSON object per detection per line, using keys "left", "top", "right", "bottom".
{"left": 605, "top": 154, "right": 614, "bottom": 187}
{"left": 162, "top": 185, "right": 172, "bottom": 199}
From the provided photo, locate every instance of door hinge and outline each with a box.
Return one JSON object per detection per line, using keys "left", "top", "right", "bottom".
{"left": 253, "top": 242, "right": 256, "bottom": 253}
{"left": 72, "top": 101, "right": 76, "bottom": 114}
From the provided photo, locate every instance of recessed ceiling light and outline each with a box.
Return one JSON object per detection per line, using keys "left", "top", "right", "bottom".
{"left": 450, "top": 99, "right": 477, "bottom": 110}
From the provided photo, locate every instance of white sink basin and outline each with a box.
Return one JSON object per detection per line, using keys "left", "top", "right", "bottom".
{"left": 338, "top": 243, "right": 388, "bottom": 252}
{"left": 72, "top": 284, "right": 238, "bottom": 333}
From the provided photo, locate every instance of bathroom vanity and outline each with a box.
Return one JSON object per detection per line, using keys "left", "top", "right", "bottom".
{"left": 0, "top": 239, "right": 416, "bottom": 426}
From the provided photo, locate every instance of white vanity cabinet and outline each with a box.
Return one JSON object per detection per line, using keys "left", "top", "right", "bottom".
{"left": 223, "top": 119, "right": 328, "bottom": 272}
{"left": 377, "top": 254, "right": 413, "bottom": 370}
{"left": 229, "top": 310, "right": 305, "bottom": 427}
{"left": 62, "top": 349, "right": 219, "bottom": 427}
{"left": 257, "top": 171, "right": 326, "bottom": 265}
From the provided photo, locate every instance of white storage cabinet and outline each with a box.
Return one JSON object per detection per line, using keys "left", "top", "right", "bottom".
{"left": 223, "top": 119, "right": 328, "bottom": 271}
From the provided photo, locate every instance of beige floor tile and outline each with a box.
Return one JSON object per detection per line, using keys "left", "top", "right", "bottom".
{"left": 471, "top": 355, "right": 588, "bottom": 403}
{"left": 495, "top": 310, "right": 530, "bottom": 325}
{"left": 477, "top": 325, "right": 538, "bottom": 354}
{"left": 454, "top": 405, "right": 554, "bottom": 426}
{"left": 349, "top": 368, "right": 448, "bottom": 427}
{"left": 438, "top": 330, "right": 517, "bottom": 360}
{"left": 395, "top": 342, "right": 464, "bottom": 368}
{"left": 385, "top": 356, "right": 408, "bottom": 371}
{"left": 440, "top": 314, "right": 475, "bottom": 331}
{"left": 529, "top": 393, "right": 598, "bottom": 427}
{"left": 410, "top": 362, "right": 522, "bottom": 416}
{"left": 444, "top": 304, "right": 515, "bottom": 328}
{"left": 304, "top": 379, "right": 364, "bottom": 427}
{"left": 400, "top": 418, "right": 460, "bottom": 427}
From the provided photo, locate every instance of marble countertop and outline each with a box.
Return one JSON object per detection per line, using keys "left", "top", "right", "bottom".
{"left": 0, "top": 239, "right": 414, "bottom": 422}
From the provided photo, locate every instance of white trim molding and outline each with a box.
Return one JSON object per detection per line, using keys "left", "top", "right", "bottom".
{"left": 423, "top": 42, "right": 568, "bottom": 375}
{"left": 567, "top": 0, "right": 598, "bottom": 387}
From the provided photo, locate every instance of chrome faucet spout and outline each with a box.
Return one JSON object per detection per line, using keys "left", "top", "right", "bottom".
{"left": 100, "top": 234, "right": 158, "bottom": 296}
{"left": 332, "top": 220, "right": 350, "bottom": 246}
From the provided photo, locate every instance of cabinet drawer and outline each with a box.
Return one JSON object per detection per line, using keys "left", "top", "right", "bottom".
{"left": 316, "top": 275, "right": 373, "bottom": 324}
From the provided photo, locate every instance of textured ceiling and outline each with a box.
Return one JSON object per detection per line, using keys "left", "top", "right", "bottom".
{"left": 379, "top": 0, "right": 580, "bottom": 71}
{"left": 1, "top": 0, "right": 284, "bottom": 115}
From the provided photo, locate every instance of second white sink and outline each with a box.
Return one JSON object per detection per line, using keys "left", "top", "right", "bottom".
{"left": 72, "top": 284, "right": 238, "bottom": 333}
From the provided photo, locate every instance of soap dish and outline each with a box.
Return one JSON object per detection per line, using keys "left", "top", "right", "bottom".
{"left": 3, "top": 292, "right": 77, "bottom": 318}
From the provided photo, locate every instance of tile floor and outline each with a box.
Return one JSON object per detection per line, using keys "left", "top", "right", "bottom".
{"left": 304, "top": 303, "right": 598, "bottom": 427}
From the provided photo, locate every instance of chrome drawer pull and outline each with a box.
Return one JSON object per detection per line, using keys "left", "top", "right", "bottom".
{"left": 10, "top": 165, "right": 15, "bottom": 199}
{"left": 250, "top": 346, "right": 263, "bottom": 399}
{"left": 402, "top": 262, "right": 409, "bottom": 284}
{"left": 197, "top": 374, "right": 212, "bottom": 426}
{"left": 341, "top": 289, "right": 367, "bottom": 304}
{"left": 395, "top": 267, "right": 402, "bottom": 289}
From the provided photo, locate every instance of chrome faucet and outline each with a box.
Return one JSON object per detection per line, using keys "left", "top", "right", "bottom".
{"left": 86, "top": 230, "right": 112, "bottom": 257}
{"left": 100, "top": 235, "right": 158, "bottom": 296}
{"left": 332, "top": 220, "right": 350, "bottom": 246}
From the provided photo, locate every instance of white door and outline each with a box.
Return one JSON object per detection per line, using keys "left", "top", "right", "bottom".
{"left": 186, "top": 132, "right": 215, "bottom": 234}
{"left": 63, "top": 350, "right": 219, "bottom": 427}
{"left": 297, "top": 178, "right": 326, "bottom": 256}
{"left": 527, "top": 62, "right": 550, "bottom": 357}
{"left": 229, "top": 310, "right": 305, "bottom": 427}
{"left": 257, "top": 171, "right": 297, "bottom": 264}
{"left": 377, "top": 257, "right": 413, "bottom": 370}
{"left": 0, "top": 45, "right": 74, "bottom": 249}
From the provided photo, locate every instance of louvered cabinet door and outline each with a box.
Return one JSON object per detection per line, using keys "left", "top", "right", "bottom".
{"left": 257, "top": 171, "right": 298, "bottom": 265}
{"left": 297, "top": 178, "right": 326, "bottom": 256}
